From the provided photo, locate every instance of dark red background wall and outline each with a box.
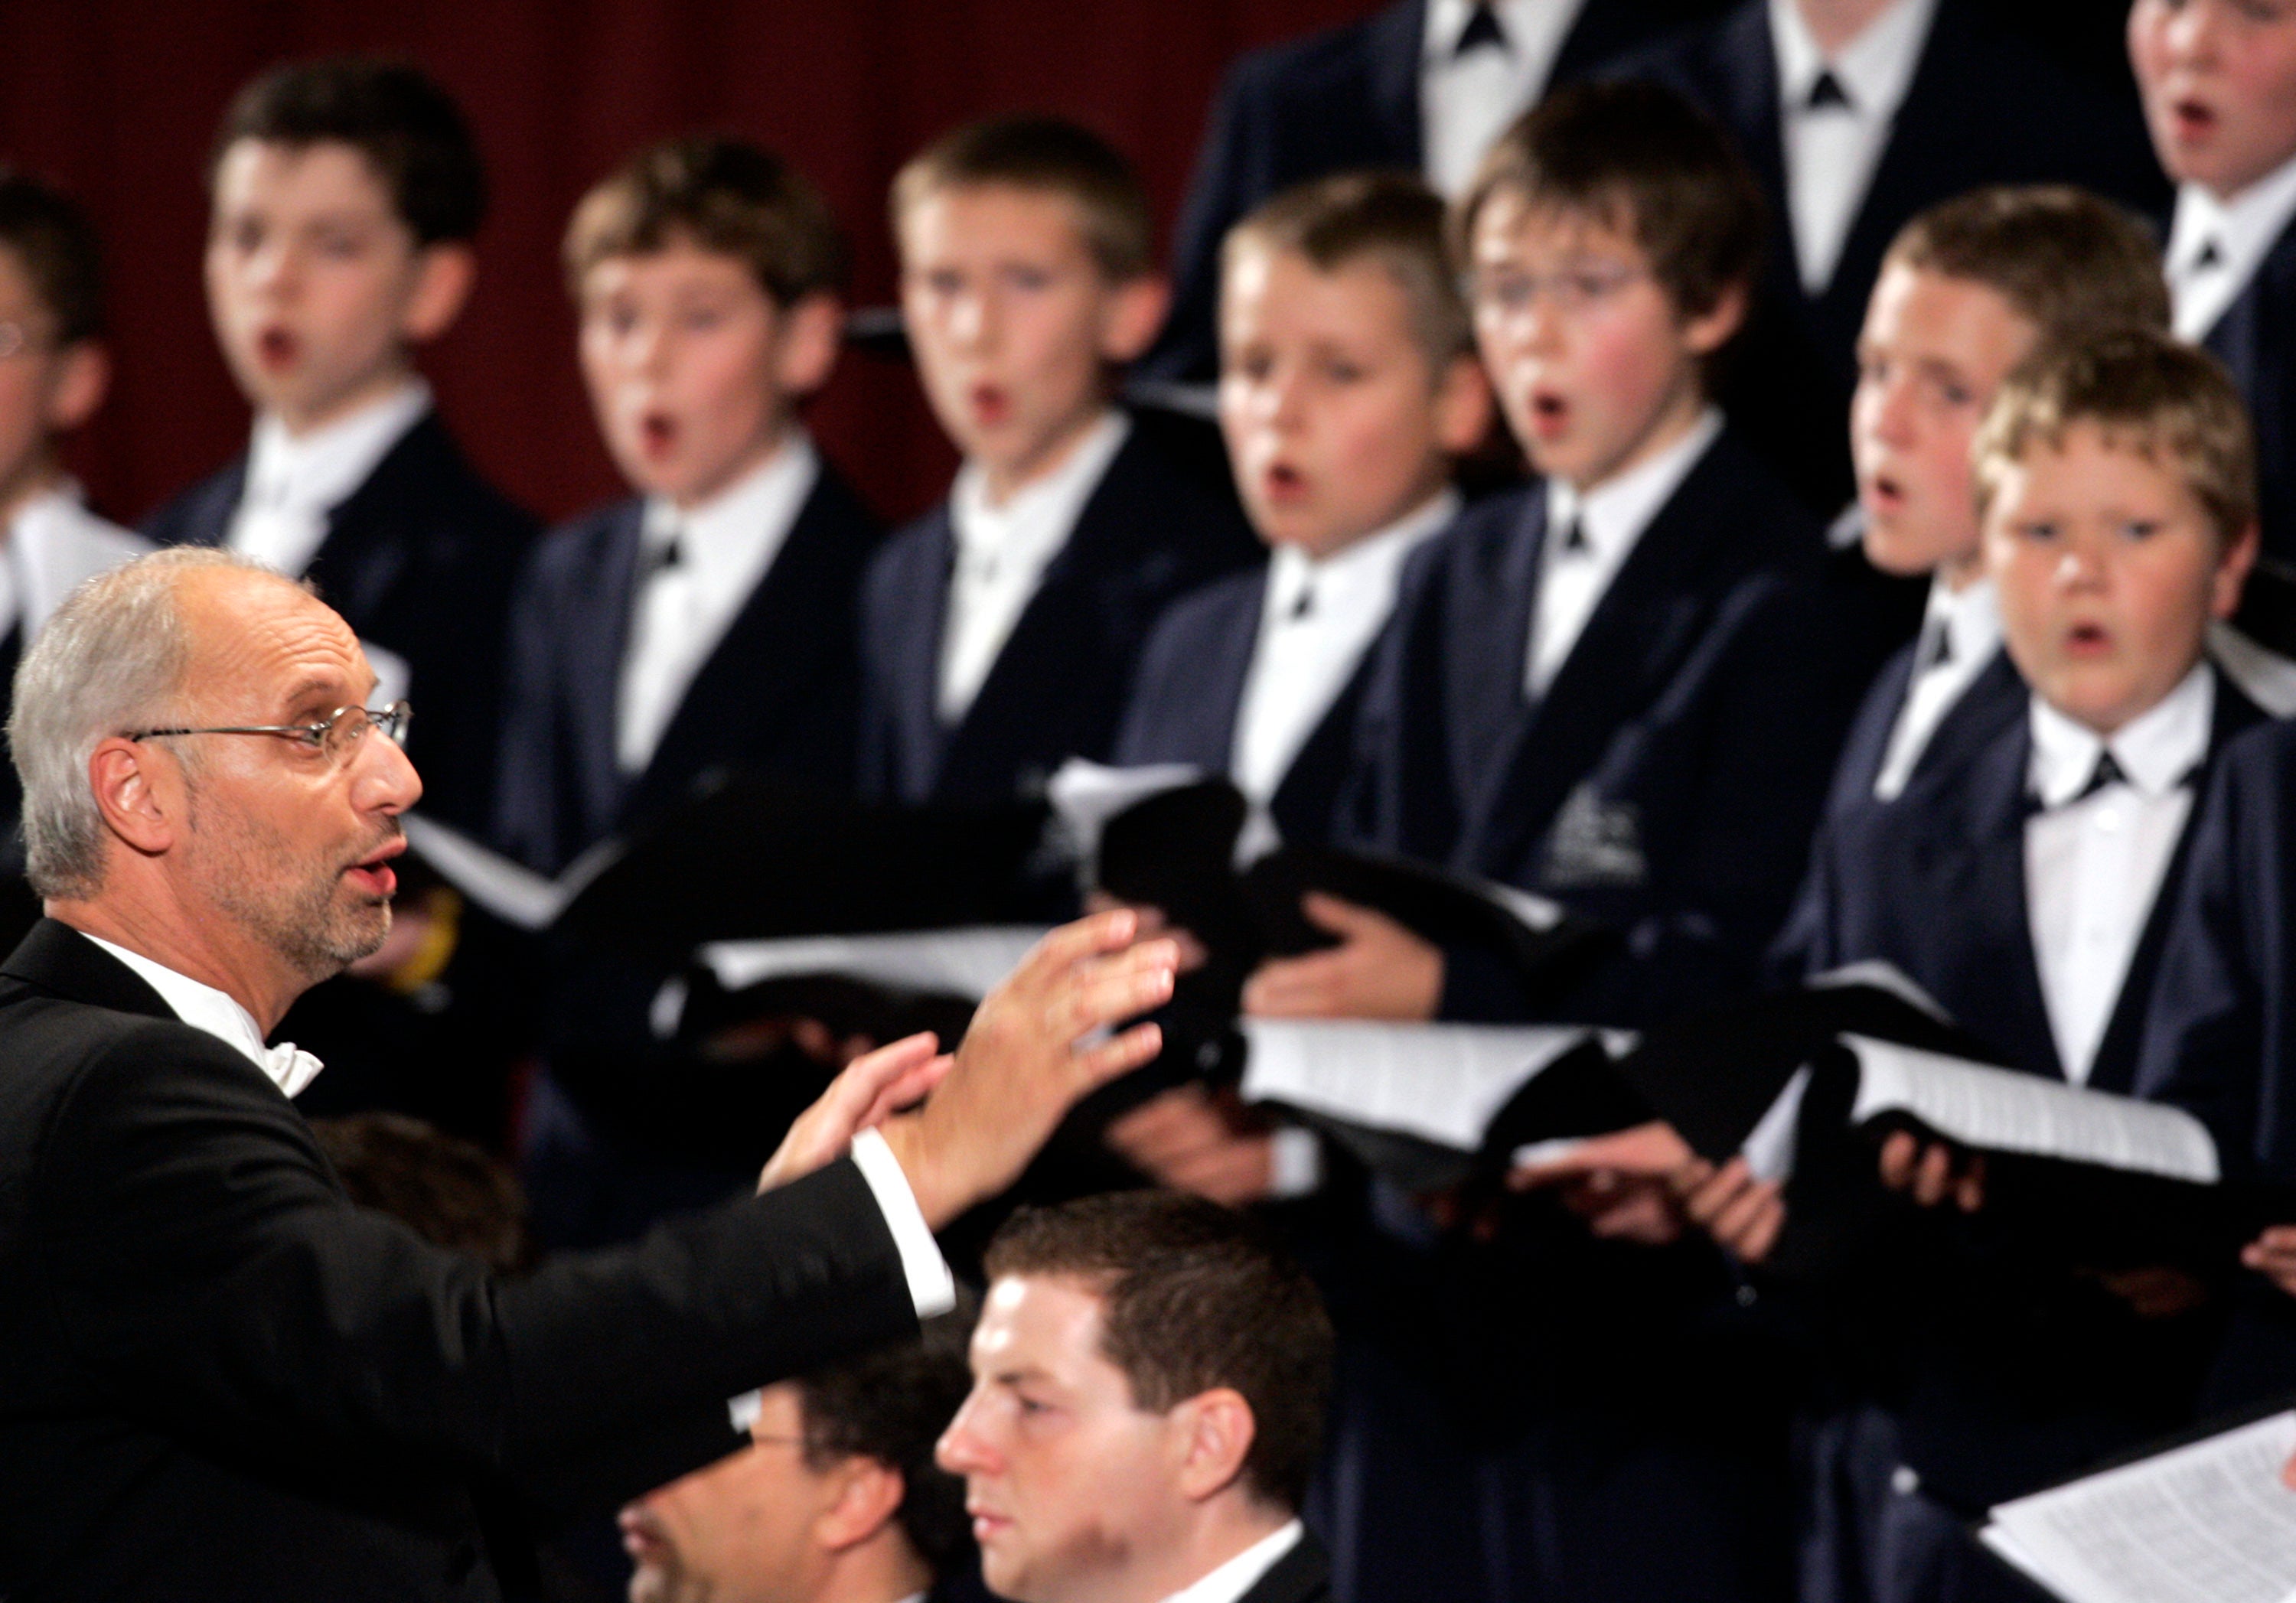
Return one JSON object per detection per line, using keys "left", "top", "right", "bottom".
{"left": 0, "top": 0, "right": 1379, "bottom": 532}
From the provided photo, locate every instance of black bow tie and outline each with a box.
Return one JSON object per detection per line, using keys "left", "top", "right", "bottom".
{"left": 639, "top": 533, "right": 683, "bottom": 582}
{"left": 1918, "top": 621, "right": 1953, "bottom": 673}
{"left": 1288, "top": 582, "right": 1316, "bottom": 622}
{"left": 2193, "top": 238, "right": 2224, "bottom": 272}
{"left": 1557, "top": 517, "right": 1590, "bottom": 556}
{"left": 1807, "top": 70, "right": 1853, "bottom": 112}
{"left": 1456, "top": 2, "right": 1508, "bottom": 57}
{"left": 2076, "top": 749, "right": 2128, "bottom": 803}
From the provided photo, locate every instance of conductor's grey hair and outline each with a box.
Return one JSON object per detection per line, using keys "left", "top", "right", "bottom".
{"left": 10, "top": 547, "right": 299, "bottom": 901}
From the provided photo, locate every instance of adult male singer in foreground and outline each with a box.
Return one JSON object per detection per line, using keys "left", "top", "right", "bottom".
{"left": 0, "top": 547, "right": 1179, "bottom": 1602}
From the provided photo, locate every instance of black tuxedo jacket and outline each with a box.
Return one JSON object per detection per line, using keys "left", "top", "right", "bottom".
{"left": 1342, "top": 428, "right": 1841, "bottom": 1025}
{"left": 492, "top": 459, "right": 884, "bottom": 876}
{"left": 142, "top": 411, "right": 540, "bottom": 836}
{"left": 0, "top": 920, "right": 913, "bottom": 1601}
{"left": 2203, "top": 215, "right": 2296, "bottom": 571}
{"left": 1797, "top": 665, "right": 2264, "bottom": 1093}
{"left": 858, "top": 409, "right": 1258, "bottom": 806}
{"left": 1234, "top": 1531, "right": 1332, "bottom": 1603}
{"left": 1143, "top": 0, "right": 1732, "bottom": 384}
{"left": 1114, "top": 562, "right": 1372, "bottom": 847}
{"left": 1617, "top": 0, "right": 2168, "bottom": 509}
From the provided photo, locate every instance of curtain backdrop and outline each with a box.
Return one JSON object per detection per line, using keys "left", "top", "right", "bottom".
{"left": 2, "top": 0, "right": 1380, "bottom": 529}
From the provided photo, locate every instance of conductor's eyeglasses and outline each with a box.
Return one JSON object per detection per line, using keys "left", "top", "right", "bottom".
{"left": 126, "top": 702, "right": 413, "bottom": 766}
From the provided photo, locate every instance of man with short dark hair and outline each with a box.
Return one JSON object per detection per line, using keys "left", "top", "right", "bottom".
{"left": 937, "top": 1191, "right": 1334, "bottom": 1603}
{"left": 621, "top": 1308, "right": 976, "bottom": 1603}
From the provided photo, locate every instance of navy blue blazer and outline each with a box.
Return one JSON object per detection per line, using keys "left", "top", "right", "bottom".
{"left": 1617, "top": 0, "right": 2169, "bottom": 509}
{"left": 2203, "top": 216, "right": 2296, "bottom": 572}
{"left": 1140, "top": 0, "right": 1734, "bottom": 384}
{"left": 491, "top": 458, "right": 883, "bottom": 877}
{"left": 1799, "top": 664, "right": 2265, "bottom": 1095}
{"left": 857, "top": 409, "right": 1259, "bottom": 806}
{"left": 1114, "top": 562, "right": 1384, "bottom": 848}
{"left": 142, "top": 411, "right": 540, "bottom": 836}
{"left": 1342, "top": 427, "right": 1841, "bottom": 1025}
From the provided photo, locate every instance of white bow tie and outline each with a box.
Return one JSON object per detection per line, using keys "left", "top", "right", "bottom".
{"left": 264, "top": 1041, "right": 326, "bottom": 1098}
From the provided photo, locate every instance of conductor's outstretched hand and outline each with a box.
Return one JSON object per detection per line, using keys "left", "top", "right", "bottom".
{"left": 876, "top": 911, "right": 1177, "bottom": 1227}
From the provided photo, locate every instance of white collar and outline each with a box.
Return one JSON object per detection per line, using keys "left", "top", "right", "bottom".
{"left": 1158, "top": 1520, "right": 1305, "bottom": 1603}
{"left": 79, "top": 932, "right": 324, "bottom": 1097}
{"left": 2027, "top": 661, "right": 2214, "bottom": 809}
{"left": 950, "top": 409, "right": 1129, "bottom": 564}
{"left": 1547, "top": 406, "right": 1721, "bottom": 559}
{"left": 1422, "top": 0, "right": 1549, "bottom": 60}
{"left": 1920, "top": 572, "right": 2001, "bottom": 664}
{"left": 1266, "top": 487, "right": 1461, "bottom": 617}
{"left": 2166, "top": 149, "right": 2296, "bottom": 314}
{"left": 245, "top": 380, "right": 432, "bottom": 520}
{"left": 1769, "top": 0, "right": 1935, "bottom": 119}
{"left": 640, "top": 429, "right": 819, "bottom": 567}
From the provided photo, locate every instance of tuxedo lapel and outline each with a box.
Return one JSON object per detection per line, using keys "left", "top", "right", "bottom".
{"left": 882, "top": 510, "right": 958, "bottom": 802}
{"left": 302, "top": 412, "right": 453, "bottom": 629}
{"left": 566, "top": 503, "right": 646, "bottom": 846}
{"left": 1364, "top": 0, "right": 1427, "bottom": 168}
{"left": 2087, "top": 672, "right": 2266, "bottom": 1094}
{"left": 1443, "top": 493, "right": 1546, "bottom": 819}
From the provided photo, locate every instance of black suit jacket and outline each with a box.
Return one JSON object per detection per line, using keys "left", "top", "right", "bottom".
{"left": 142, "top": 411, "right": 540, "bottom": 836}
{"left": 1342, "top": 428, "right": 1841, "bottom": 1025}
{"left": 2203, "top": 214, "right": 2296, "bottom": 571}
{"left": 1618, "top": 0, "right": 2168, "bottom": 509}
{"left": 1798, "top": 664, "right": 2263, "bottom": 1093}
{"left": 0, "top": 920, "right": 914, "bottom": 1601}
{"left": 1143, "top": 0, "right": 1733, "bottom": 384}
{"left": 858, "top": 409, "right": 1258, "bottom": 806}
{"left": 1114, "top": 562, "right": 1372, "bottom": 847}
{"left": 1234, "top": 1531, "right": 1332, "bottom": 1603}
{"left": 492, "top": 459, "right": 884, "bottom": 876}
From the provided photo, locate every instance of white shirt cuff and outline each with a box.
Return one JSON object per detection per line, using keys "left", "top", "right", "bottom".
{"left": 849, "top": 1127, "right": 957, "bottom": 1318}
{"left": 1267, "top": 1125, "right": 1325, "bottom": 1199}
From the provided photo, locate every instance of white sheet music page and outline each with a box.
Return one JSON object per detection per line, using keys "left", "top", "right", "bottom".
{"left": 1842, "top": 1034, "right": 2220, "bottom": 1185}
{"left": 1980, "top": 1409, "right": 2296, "bottom": 1603}
{"left": 1239, "top": 1019, "right": 1596, "bottom": 1152}
{"left": 399, "top": 813, "right": 571, "bottom": 932}
{"left": 1045, "top": 758, "right": 1205, "bottom": 867}
{"left": 697, "top": 926, "right": 1051, "bottom": 999}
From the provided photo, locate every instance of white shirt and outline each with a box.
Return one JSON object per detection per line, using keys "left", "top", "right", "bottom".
{"left": 1872, "top": 575, "right": 2001, "bottom": 801}
{"left": 2024, "top": 665, "right": 2212, "bottom": 1086}
{"left": 1527, "top": 407, "right": 1721, "bottom": 698}
{"left": 939, "top": 412, "right": 1130, "bottom": 725}
{"left": 227, "top": 380, "right": 432, "bottom": 580}
{"left": 1420, "top": 0, "right": 1589, "bottom": 198}
{"left": 1769, "top": 0, "right": 1939, "bottom": 295}
{"left": 2165, "top": 151, "right": 2296, "bottom": 343}
{"left": 1233, "top": 490, "right": 1458, "bottom": 804}
{"left": 1159, "top": 1520, "right": 1306, "bottom": 1603}
{"left": 0, "top": 482, "right": 150, "bottom": 643}
{"left": 82, "top": 933, "right": 326, "bottom": 1098}
{"left": 618, "top": 433, "right": 820, "bottom": 774}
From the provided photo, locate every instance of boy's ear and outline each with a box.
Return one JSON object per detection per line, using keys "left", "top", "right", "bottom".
{"left": 2211, "top": 520, "right": 2262, "bottom": 621}
{"left": 1099, "top": 273, "right": 1171, "bottom": 367}
{"left": 44, "top": 340, "right": 109, "bottom": 435}
{"left": 1433, "top": 352, "right": 1494, "bottom": 457}
{"left": 1681, "top": 280, "right": 1749, "bottom": 360}
{"left": 774, "top": 293, "right": 846, "bottom": 400}
{"left": 400, "top": 243, "right": 478, "bottom": 346}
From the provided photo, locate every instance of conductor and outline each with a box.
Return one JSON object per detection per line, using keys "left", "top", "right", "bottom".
{"left": 0, "top": 548, "right": 1179, "bottom": 1601}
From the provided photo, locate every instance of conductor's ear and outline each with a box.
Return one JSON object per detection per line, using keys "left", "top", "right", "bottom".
{"left": 86, "top": 736, "right": 179, "bottom": 859}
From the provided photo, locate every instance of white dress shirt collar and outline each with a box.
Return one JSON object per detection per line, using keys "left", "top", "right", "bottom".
{"left": 1871, "top": 575, "right": 2001, "bottom": 801}
{"left": 1158, "top": 1520, "right": 1305, "bottom": 1603}
{"left": 231, "top": 380, "right": 432, "bottom": 578}
{"left": 2, "top": 481, "right": 151, "bottom": 640}
{"left": 1420, "top": 0, "right": 1587, "bottom": 197}
{"left": 80, "top": 933, "right": 325, "bottom": 1097}
{"left": 2165, "top": 150, "right": 2296, "bottom": 342}
{"left": 939, "top": 409, "right": 1130, "bottom": 724}
{"left": 1768, "top": 0, "right": 1937, "bottom": 294}
{"left": 618, "top": 432, "right": 821, "bottom": 773}
{"left": 2027, "top": 660, "right": 2213, "bottom": 810}
{"left": 1235, "top": 488, "right": 1459, "bottom": 804}
{"left": 1528, "top": 406, "right": 1721, "bottom": 696}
